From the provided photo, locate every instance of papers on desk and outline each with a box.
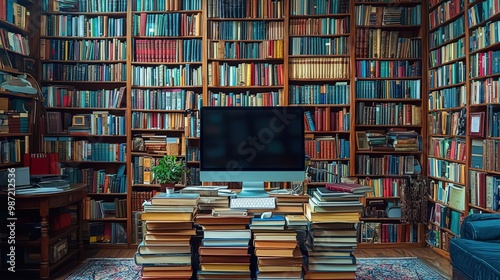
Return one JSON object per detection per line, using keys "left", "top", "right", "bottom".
{"left": 16, "top": 187, "right": 64, "bottom": 194}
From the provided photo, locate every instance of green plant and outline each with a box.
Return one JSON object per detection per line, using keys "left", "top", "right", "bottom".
{"left": 151, "top": 155, "right": 185, "bottom": 185}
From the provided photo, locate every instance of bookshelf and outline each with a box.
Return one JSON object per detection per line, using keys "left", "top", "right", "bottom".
{"left": 466, "top": 0, "right": 500, "bottom": 217}
{"left": 353, "top": 0, "right": 426, "bottom": 246}
{"left": 426, "top": 0, "right": 468, "bottom": 256}
{"left": 289, "top": 0, "right": 352, "bottom": 190}
{"left": 0, "top": 0, "right": 37, "bottom": 164}
{"left": 128, "top": 0, "right": 203, "bottom": 245}
{"left": 39, "top": 0, "right": 129, "bottom": 247}
{"left": 28, "top": 0, "right": 454, "bottom": 250}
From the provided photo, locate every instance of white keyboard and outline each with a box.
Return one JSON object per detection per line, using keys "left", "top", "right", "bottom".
{"left": 230, "top": 197, "right": 276, "bottom": 209}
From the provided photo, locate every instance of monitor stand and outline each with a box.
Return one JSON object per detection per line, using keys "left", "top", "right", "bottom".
{"left": 237, "top": 181, "right": 269, "bottom": 197}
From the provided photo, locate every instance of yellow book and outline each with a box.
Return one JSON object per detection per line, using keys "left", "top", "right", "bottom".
{"left": 200, "top": 263, "right": 250, "bottom": 272}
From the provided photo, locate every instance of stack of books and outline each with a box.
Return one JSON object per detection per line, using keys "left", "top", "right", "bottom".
{"left": 195, "top": 214, "right": 252, "bottom": 280}
{"left": 252, "top": 223, "right": 303, "bottom": 280}
{"left": 180, "top": 186, "right": 231, "bottom": 213}
{"left": 134, "top": 192, "right": 199, "bottom": 280}
{"left": 304, "top": 183, "right": 371, "bottom": 279}
{"left": 270, "top": 194, "right": 310, "bottom": 215}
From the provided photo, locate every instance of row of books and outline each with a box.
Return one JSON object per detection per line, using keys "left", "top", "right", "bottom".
{"left": 428, "top": 61, "right": 466, "bottom": 89}
{"left": 290, "top": 83, "right": 350, "bottom": 105}
{"left": 208, "top": 40, "right": 284, "bottom": 60}
{"left": 0, "top": 111, "right": 29, "bottom": 133}
{"left": 428, "top": 137, "right": 466, "bottom": 162}
{"left": 428, "top": 0, "right": 463, "bottom": 30}
{"left": 355, "top": 155, "right": 422, "bottom": 176}
{"left": 305, "top": 136, "right": 350, "bottom": 160}
{"left": 41, "top": 63, "right": 127, "bottom": 82}
{"left": 430, "top": 180, "right": 466, "bottom": 211}
{"left": 0, "top": 0, "right": 30, "bottom": 30}
{"left": 427, "top": 109, "right": 466, "bottom": 136}
{"left": 133, "top": 13, "right": 201, "bottom": 37}
{"left": 289, "top": 57, "right": 349, "bottom": 79}
{"left": 470, "top": 78, "right": 500, "bottom": 104}
{"left": 0, "top": 138, "right": 25, "bottom": 164}
{"left": 63, "top": 165, "right": 127, "bottom": 194}
{"left": 208, "top": 62, "right": 284, "bottom": 87}
{"left": 471, "top": 139, "right": 500, "bottom": 172}
{"left": 289, "top": 17, "right": 349, "bottom": 36}
{"left": 208, "top": 0, "right": 284, "bottom": 19}
{"left": 429, "top": 15, "right": 465, "bottom": 49}
{"left": 42, "top": 0, "right": 128, "bottom": 12}
{"left": 361, "top": 222, "right": 419, "bottom": 243}
{"left": 303, "top": 108, "right": 350, "bottom": 132}
{"left": 355, "top": 102, "right": 421, "bottom": 125}
{"left": 355, "top": 30, "right": 422, "bottom": 59}
{"left": 356, "top": 60, "right": 422, "bottom": 78}
{"left": 131, "top": 111, "right": 184, "bottom": 130}
{"left": 428, "top": 85, "right": 466, "bottom": 110}
{"left": 0, "top": 29, "right": 30, "bottom": 56}
{"left": 132, "top": 64, "right": 202, "bottom": 87}
{"left": 427, "top": 158, "right": 466, "bottom": 185}
{"left": 428, "top": 204, "right": 462, "bottom": 236}
{"left": 356, "top": 80, "right": 421, "bottom": 100}
{"left": 360, "top": 177, "right": 411, "bottom": 198}
{"left": 208, "top": 21, "right": 284, "bottom": 40}
{"left": 469, "top": 20, "right": 500, "bottom": 52}
{"left": 41, "top": 15, "right": 127, "bottom": 37}
{"left": 470, "top": 50, "right": 500, "bottom": 78}
{"left": 131, "top": 89, "right": 201, "bottom": 110}
{"left": 429, "top": 38, "right": 465, "bottom": 67}
{"left": 43, "top": 86, "right": 125, "bottom": 109}
{"left": 469, "top": 170, "right": 500, "bottom": 211}
{"left": 134, "top": 39, "right": 201, "bottom": 63}
{"left": 45, "top": 111, "right": 127, "bottom": 135}
{"left": 134, "top": 0, "right": 201, "bottom": 12}
{"left": 40, "top": 38, "right": 127, "bottom": 61}
{"left": 306, "top": 161, "right": 350, "bottom": 183}
{"left": 43, "top": 138, "right": 127, "bottom": 162}
{"left": 208, "top": 90, "right": 283, "bottom": 107}
{"left": 355, "top": 5, "right": 422, "bottom": 26}
{"left": 83, "top": 197, "right": 127, "bottom": 219}
{"left": 468, "top": 0, "right": 500, "bottom": 27}
{"left": 290, "top": 0, "right": 349, "bottom": 15}
{"left": 290, "top": 37, "right": 348, "bottom": 56}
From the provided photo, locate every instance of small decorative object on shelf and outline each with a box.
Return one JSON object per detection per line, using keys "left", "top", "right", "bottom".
{"left": 151, "top": 155, "right": 187, "bottom": 190}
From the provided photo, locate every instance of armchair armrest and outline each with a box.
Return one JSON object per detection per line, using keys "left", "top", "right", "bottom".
{"left": 461, "top": 214, "right": 500, "bottom": 241}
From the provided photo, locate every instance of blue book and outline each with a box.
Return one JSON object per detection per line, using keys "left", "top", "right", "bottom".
{"left": 153, "top": 193, "right": 199, "bottom": 199}
{"left": 251, "top": 215, "right": 285, "bottom": 225}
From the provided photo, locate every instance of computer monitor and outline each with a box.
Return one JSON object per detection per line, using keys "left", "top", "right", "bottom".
{"left": 200, "top": 106, "right": 305, "bottom": 197}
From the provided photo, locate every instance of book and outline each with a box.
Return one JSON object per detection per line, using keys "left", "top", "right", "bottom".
{"left": 150, "top": 193, "right": 200, "bottom": 206}
{"left": 325, "top": 183, "right": 373, "bottom": 194}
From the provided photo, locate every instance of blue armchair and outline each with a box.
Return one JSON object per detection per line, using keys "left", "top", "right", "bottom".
{"left": 449, "top": 213, "right": 500, "bottom": 280}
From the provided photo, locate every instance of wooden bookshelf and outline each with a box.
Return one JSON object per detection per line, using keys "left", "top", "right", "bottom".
{"left": 0, "top": 0, "right": 38, "bottom": 160}
{"left": 466, "top": 0, "right": 500, "bottom": 219}
{"left": 426, "top": 0, "right": 468, "bottom": 255}
{"left": 39, "top": 0, "right": 129, "bottom": 247}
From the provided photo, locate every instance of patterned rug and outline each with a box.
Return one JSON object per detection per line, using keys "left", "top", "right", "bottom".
{"left": 65, "top": 257, "right": 447, "bottom": 280}
{"left": 356, "top": 257, "right": 448, "bottom": 279}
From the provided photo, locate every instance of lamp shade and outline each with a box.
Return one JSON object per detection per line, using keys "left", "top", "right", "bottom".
{"left": 1, "top": 77, "right": 38, "bottom": 94}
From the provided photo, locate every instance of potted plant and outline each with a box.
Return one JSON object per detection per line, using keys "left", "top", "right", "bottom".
{"left": 151, "top": 155, "right": 186, "bottom": 192}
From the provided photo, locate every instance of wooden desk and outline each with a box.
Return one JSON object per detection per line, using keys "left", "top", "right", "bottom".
{"left": 1, "top": 183, "right": 87, "bottom": 279}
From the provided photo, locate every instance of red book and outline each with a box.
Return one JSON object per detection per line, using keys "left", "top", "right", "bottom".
{"left": 325, "top": 182, "right": 372, "bottom": 194}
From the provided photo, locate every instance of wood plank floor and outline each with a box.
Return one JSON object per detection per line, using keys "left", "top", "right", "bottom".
{"left": 55, "top": 247, "right": 452, "bottom": 279}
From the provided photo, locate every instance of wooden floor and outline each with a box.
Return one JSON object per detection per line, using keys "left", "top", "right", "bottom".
{"left": 54, "top": 246, "right": 452, "bottom": 279}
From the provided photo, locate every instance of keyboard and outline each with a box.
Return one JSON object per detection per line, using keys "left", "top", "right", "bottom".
{"left": 230, "top": 197, "right": 276, "bottom": 209}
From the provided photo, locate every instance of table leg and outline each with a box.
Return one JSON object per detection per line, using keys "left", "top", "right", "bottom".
{"left": 39, "top": 200, "right": 49, "bottom": 279}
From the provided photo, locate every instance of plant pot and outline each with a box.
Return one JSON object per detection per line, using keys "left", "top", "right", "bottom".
{"left": 160, "top": 183, "right": 175, "bottom": 193}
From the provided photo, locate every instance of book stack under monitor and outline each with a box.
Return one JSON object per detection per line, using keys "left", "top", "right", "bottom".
{"left": 251, "top": 215, "right": 303, "bottom": 280}
{"left": 134, "top": 193, "right": 199, "bottom": 280}
{"left": 304, "top": 185, "right": 370, "bottom": 279}
{"left": 195, "top": 214, "right": 252, "bottom": 280}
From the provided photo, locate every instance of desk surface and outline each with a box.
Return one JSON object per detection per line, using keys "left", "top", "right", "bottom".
{"left": 1, "top": 183, "right": 87, "bottom": 210}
